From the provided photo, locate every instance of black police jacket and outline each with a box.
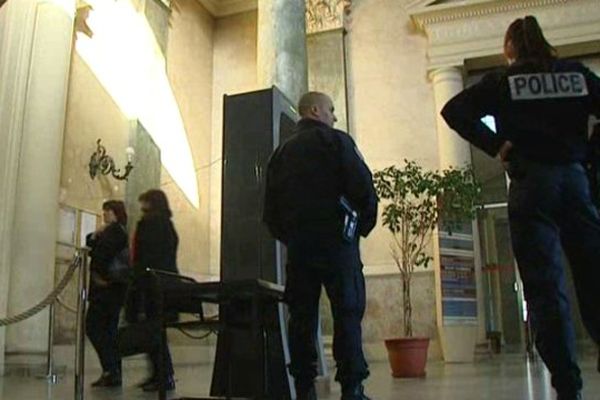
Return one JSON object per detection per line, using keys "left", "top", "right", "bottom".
{"left": 442, "top": 59, "right": 600, "bottom": 164}
{"left": 263, "top": 118, "right": 378, "bottom": 245}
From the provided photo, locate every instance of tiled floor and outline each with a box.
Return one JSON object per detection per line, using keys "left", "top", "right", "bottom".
{"left": 1, "top": 354, "right": 598, "bottom": 399}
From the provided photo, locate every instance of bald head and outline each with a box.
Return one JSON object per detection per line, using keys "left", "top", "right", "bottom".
{"left": 298, "top": 92, "right": 338, "bottom": 128}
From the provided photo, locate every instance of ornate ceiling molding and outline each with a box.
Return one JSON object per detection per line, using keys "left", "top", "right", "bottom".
{"left": 409, "top": 0, "right": 600, "bottom": 71}
{"left": 194, "top": 0, "right": 354, "bottom": 33}
{"left": 306, "top": 0, "right": 352, "bottom": 34}
{"left": 411, "top": 0, "right": 578, "bottom": 29}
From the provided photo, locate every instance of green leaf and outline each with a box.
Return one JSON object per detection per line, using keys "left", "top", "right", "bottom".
{"left": 373, "top": 161, "right": 481, "bottom": 333}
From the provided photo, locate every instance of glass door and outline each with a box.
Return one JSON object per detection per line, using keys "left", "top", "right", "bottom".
{"left": 470, "top": 136, "right": 526, "bottom": 353}
{"left": 477, "top": 205, "right": 526, "bottom": 352}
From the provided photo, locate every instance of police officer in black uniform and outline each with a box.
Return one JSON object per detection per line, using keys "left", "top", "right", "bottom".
{"left": 442, "top": 16, "right": 600, "bottom": 400}
{"left": 264, "top": 92, "right": 378, "bottom": 400}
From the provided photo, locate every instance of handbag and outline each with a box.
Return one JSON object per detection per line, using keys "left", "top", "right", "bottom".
{"left": 107, "top": 247, "right": 132, "bottom": 284}
{"left": 105, "top": 224, "right": 132, "bottom": 284}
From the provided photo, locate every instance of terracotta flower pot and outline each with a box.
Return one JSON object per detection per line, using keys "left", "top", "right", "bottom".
{"left": 384, "top": 337, "right": 430, "bottom": 378}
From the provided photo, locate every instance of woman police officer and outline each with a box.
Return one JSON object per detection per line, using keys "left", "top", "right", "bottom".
{"left": 442, "top": 16, "right": 600, "bottom": 400}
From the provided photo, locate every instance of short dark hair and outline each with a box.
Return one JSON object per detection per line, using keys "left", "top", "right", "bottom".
{"left": 138, "top": 189, "right": 172, "bottom": 218}
{"left": 505, "top": 16, "right": 556, "bottom": 67}
{"left": 102, "top": 200, "right": 128, "bottom": 226}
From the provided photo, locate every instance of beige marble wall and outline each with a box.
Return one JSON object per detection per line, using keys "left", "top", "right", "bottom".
{"left": 61, "top": 54, "right": 129, "bottom": 214}
{"left": 163, "top": 0, "right": 214, "bottom": 277}
{"left": 63, "top": 1, "right": 217, "bottom": 279}
{"left": 209, "top": 11, "right": 259, "bottom": 274}
{"left": 58, "top": 53, "right": 131, "bottom": 342}
{"left": 318, "top": 270, "right": 441, "bottom": 361}
{"left": 343, "top": 0, "right": 441, "bottom": 358}
{"left": 347, "top": 0, "right": 439, "bottom": 273}
{"left": 307, "top": 29, "right": 348, "bottom": 132}
{"left": 363, "top": 272, "right": 442, "bottom": 361}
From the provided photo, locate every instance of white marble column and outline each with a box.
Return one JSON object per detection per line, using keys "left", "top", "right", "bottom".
{"left": 430, "top": 66, "right": 487, "bottom": 362}
{"left": 0, "top": 0, "right": 10, "bottom": 369}
{"left": 0, "top": 0, "right": 75, "bottom": 356}
{"left": 431, "top": 67, "right": 471, "bottom": 169}
{"left": 257, "top": 0, "right": 308, "bottom": 105}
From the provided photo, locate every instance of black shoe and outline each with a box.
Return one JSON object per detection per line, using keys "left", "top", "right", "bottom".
{"left": 341, "top": 383, "right": 371, "bottom": 400}
{"left": 142, "top": 376, "right": 176, "bottom": 392}
{"left": 296, "top": 385, "right": 317, "bottom": 400}
{"left": 557, "top": 392, "right": 583, "bottom": 400}
{"left": 91, "top": 372, "right": 122, "bottom": 388}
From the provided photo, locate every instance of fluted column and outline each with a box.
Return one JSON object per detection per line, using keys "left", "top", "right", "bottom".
{"left": 0, "top": 0, "right": 76, "bottom": 356}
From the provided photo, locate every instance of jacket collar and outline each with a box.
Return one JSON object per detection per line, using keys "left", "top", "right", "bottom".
{"left": 297, "top": 118, "right": 331, "bottom": 130}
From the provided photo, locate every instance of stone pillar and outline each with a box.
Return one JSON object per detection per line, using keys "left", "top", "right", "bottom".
{"left": 257, "top": 0, "right": 308, "bottom": 105}
{"left": 0, "top": 0, "right": 75, "bottom": 355}
{"left": 431, "top": 67, "right": 470, "bottom": 169}
{"left": 0, "top": 0, "right": 10, "bottom": 370}
{"left": 430, "top": 66, "right": 486, "bottom": 362}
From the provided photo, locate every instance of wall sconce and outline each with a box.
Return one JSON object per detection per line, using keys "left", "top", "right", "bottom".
{"left": 88, "top": 139, "right": 135, "bottom": 181}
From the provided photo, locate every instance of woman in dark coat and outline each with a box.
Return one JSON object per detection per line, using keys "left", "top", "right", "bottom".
{"left": 86, "top": 200, "right": 129, "bottom": 387}
{"left": 133, "top": 189, "right": 179, "bottom": 392}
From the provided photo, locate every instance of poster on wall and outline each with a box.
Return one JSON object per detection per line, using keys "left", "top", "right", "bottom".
{"left": 57, "top": 207, "right": 77, "bottom": 246}
{"left": 440, "top": 234, "right": 478, "bottom": 325}
{"left": 80, "top": 211, "right": 98, "bottom": 248}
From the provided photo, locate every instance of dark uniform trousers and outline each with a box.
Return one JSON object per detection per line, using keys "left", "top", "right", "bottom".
{"left": 86, "top": 285, "right": 127, "bottom": 375}
{"left": 285, "top": 238, "right": 369, "bottom": 389}
{"left": 508, "top": 159, "right": 600, "bottom": 396}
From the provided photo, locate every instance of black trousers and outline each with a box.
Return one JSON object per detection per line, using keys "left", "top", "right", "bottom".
{"left": 509, "top": 160, "right": 600, "bottom": 397}
{"left": 86, "top": 285, "right": 126, "bottom": 374}
{"left": 141, "top": 275, "right": 175, "bottom": 379}
{"left": 285, "top": 238, "right": 368, "bottom": 389}
{"left": 149, "top": 336, "right": 174, "bottom": 378}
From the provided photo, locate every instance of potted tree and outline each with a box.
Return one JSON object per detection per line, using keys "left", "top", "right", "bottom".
{"left": 373, "top": 160, "right": 480, "bottom": 378}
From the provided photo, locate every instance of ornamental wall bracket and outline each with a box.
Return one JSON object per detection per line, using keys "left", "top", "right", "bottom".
{"left": 306, "top": 0, "right": 352, "bottom": 34}
{"left": 75, "top": 1, "right": 94, "bottom": 38}
{"left": 88, "top": 139, "right": 135, "bottom": 181}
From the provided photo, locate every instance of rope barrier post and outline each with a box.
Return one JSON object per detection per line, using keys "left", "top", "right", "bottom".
{"left": 74, "top": 249, "right": 89, "bottom": 400}
{"left": 45, "top": 302, "right": 58, "bottom": 384}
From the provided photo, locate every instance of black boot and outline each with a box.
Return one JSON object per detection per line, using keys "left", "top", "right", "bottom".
{"left": 341, "top": 383, "right": 371, "bottom": 400}
{"left": 91, "top": 371, "right": 122, "bottom": 388}
{"left": 142, "top": 375, "right": 176, "bottom": 392}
